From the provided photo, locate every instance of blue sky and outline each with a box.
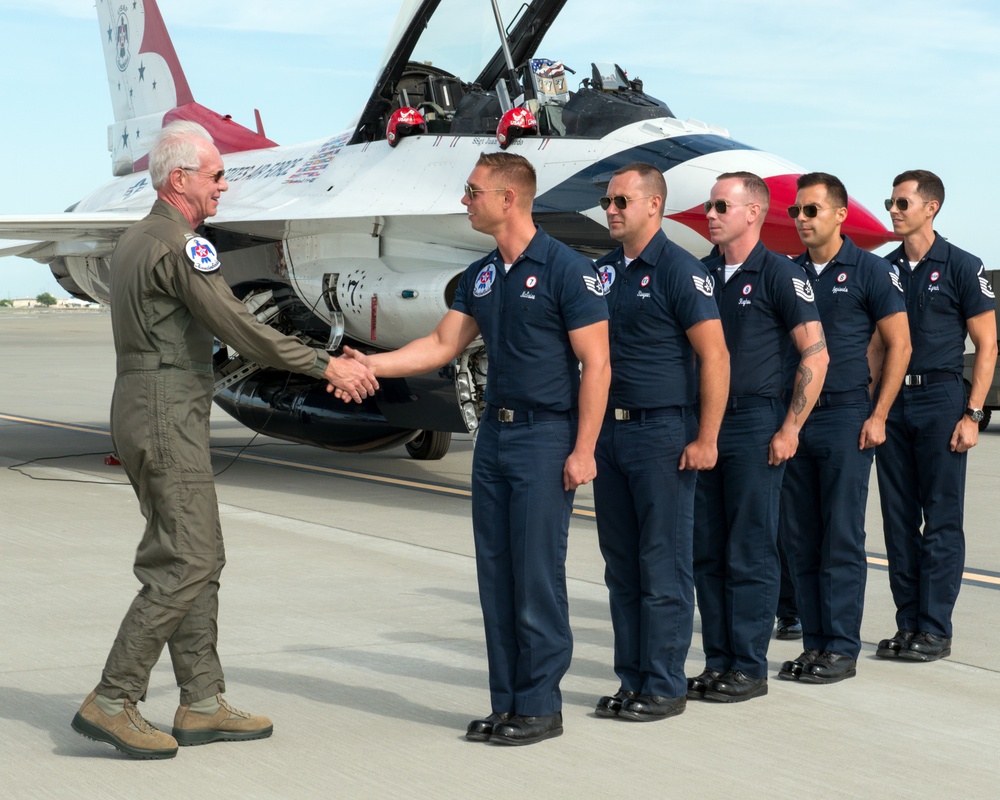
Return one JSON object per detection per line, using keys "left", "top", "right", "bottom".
{"left": 1, "top": 0, "right": 998, "bottom": 298}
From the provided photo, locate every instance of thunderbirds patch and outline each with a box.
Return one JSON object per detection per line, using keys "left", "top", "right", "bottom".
{"left": 186, "top": 237, "right": 220, "bottom": 273}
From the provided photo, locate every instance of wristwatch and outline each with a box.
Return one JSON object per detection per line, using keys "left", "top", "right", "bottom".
{"left": 965, "top": 407, "right": 984, "bottom": 423}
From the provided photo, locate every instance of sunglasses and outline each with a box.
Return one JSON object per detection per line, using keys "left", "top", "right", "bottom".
{"left": 599, "top": 194, "right": 654, "bottom": 211}
{"left": 786, "top": 204, "right": 825, "bottom": 219}
{"left": 183, "top": 167, "right": 226, "bottom": 183}
{"left": 703, "top": 200, "right": 749, "bottom": 214}
{"left": 465, "top": 183, "right": 507, "bottom": 200}
{"left": 884, "top": 197, "right": 927, "bottom": 212}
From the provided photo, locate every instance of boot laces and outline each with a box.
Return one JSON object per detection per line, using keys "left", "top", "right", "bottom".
{"left": 218, "top": 696, "right": 252, "bottom": 719}
{"left": 123, "top": 700, "right": 159, "bottom": 735}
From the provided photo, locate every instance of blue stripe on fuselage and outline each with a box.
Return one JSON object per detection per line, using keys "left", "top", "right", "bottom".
{"left": 533, "top": 134, "right": 757, "bottom": 213}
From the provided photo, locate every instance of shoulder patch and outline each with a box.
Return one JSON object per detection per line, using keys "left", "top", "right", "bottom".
{"left": 791, "top": 276, "right": 815, "bottom": 303}
{"left": 889, "top": 272, "right": 903, "bottom": 293}
{"left": 583, "top": 273, "right": 606, "bottom": 297}
{"left": 692, "top": 273, "right": 714, "bottom": 297}
{"left": 978, "top": 264, "right": 995, "bottom": 299}
{"left": 185, "top": 237, "right": 221, "bottom": 273}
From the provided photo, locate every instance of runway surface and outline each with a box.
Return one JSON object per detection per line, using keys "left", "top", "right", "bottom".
{"left": 2, "top": 310, "right": 998, "bottom": 798}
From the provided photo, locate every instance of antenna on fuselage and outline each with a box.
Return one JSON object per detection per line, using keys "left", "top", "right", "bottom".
{"left": 490, "top": 0, "right": 524, "bottom": 109}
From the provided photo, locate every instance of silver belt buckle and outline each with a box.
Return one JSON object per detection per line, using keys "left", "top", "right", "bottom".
{"left": 904, "top": 374, "right": 922, "bottom": 386}
{"left": 614, "top": 408, "right": 631, "bottom": 421}
{"left": 498, "top": 408, "right": 515, "bottom": 423}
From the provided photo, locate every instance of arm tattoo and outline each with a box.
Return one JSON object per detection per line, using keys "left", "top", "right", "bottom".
{"left": 792, "top": 365, "right": 812, "bottom": 415}
{"left": 791, "top": 329, "right": 825, "bottom": 417}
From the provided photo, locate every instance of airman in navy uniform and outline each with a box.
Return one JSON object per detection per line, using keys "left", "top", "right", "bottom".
{"left": 779, "top": 173, "right": 910, "bottom": 684}
{"left": 689, "top": 171, "right": 828, "bottom": 703}
{"left": 875, "top": 169, "right": 997, "bottom": 662}
{"left": 71, "top": 121, "right": 377, "bottom": 759}
{"left": 591, "top": 163, "right": 729, "bottom": 721}
{"left": 347, "top": 152, "right": 610, "bottom": 745}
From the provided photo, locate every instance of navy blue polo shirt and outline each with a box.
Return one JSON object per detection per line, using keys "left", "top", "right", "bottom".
{"left": 596, "top": 229, "right": 719, "bottom": 408}
{"left": 451, "top": 225, "right": 608, "bottom": 411}
{"left": 705, "top": 240, "right": 821, "bottom": 398}
{"left": 884, "top": 232, "right": 994, "bottom": 374}
{"left": 792, "top": 235, "right": 906, "bottom": 394}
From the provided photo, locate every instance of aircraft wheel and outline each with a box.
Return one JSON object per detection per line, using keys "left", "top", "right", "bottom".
{"left": 405, "top": 430, "right": 452, "bottom": 460}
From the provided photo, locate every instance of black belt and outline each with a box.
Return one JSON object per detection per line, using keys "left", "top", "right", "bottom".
{"left": 813, "top": 389, "right": 871, "bottom": 408}
{"left": 608, "top": 407, "right": 684, "bottom": 422}
{"left": 485, "top": 405, "right": 574, "bottom": 423}
{"left": 903, "top": 372, "right": 958, "bottom": 387}
{"left": 725, "top": 396, "right": 777, "bottom": 411}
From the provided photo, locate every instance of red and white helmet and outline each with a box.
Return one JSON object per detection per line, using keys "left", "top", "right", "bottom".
{"left": 386, "top": 106, "right": 427, "bottom": 147}
{"left": 496, "top": 107, "right": 538, "bottom": 149}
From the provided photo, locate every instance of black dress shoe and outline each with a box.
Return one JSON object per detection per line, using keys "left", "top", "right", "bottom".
{"left": 778, "top": 649, "right": 821, "bottom": 680}
{"left": 489, "top": 713, "right": 563, "bottom": 746}
{"left": 799, "top": 651, "right": 857, "bottom": 684}
{"left": 594, "top": 689, "right": 638, "bottom": 718}
{"left": 898, "top": 632, "right": 952, "bottom": 662}
{"left": 776, "top": 617, "right": 803, "bottom": 640}
{"left": 704, "top": 670, "right": 768, "bottom": 702}
{"left": 875, "top": 629, "right": 916, "bottom": 659}
{"left": 686, "top": 668, "right": 723, "bottom": 700}
{"left": 618, "top": 694, "right": 686, "bottom": 722}
{"left": 465, "top": 711, "right": 512, "bottom": 742}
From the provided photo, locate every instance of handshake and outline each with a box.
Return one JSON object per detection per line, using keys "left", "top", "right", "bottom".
{"left": 324, "top": 345, "right": 378, "bottom": 403}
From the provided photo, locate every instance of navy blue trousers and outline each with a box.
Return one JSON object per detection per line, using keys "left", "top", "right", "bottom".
{"left": 782, "top": 403, "right": 874, "bottom": 659}
{"left": 875, "top": 377, "right": 967, "bottom": 638}
{"left": 694, "top": 402, "right": 786, "bottom": 679}
{"left": 471, "top": 416, "right": 575, "bottom": 716}
{"left": 594, "top": 410, "right": 696, "bottom": 699}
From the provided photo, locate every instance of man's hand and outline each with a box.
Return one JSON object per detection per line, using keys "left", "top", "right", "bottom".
{"left": 768, "top": 425, "right": 799, "bottom": 465}
{"left": 563, "top": 450, "right": 597, "bottom": 491}
{"left": 324, "top": 347, "right": 378, "bottom": 403}
{"left": 679, "top": 438, "right": 718, "bottom": 471}
{"left": 950, "top": 415, "right": 980, "bottom": 453}
{"left": 858, "top": 415, "right": 886, "bottom": 450}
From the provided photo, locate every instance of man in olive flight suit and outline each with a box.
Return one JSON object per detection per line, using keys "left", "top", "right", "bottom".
{"left": 71, "top": 121, "right": 377, "bottom": 760}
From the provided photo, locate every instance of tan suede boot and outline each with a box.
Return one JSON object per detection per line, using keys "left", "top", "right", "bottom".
{"left": 71, "top": 691, "right": 178, "bottom": 759}
{"left": 172, "top": 694, "right": 273, "bottom": 746}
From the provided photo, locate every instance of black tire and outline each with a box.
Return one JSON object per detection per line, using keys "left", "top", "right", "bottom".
{"left": 405, "top": 430, "right": 452, "bottom": 460}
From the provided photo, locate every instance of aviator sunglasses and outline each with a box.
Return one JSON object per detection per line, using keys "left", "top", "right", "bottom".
{"left": 703, "top": 200, "right": 749, "bottom": 214}
{"left": 599, "top": 194, "right": 655, "bottom": 211}
{"left": 786, "top": 204, "right": 825, "bottom": 219}
{"left": 884, "top": 197, "right": 926, "bottom": 212}
{"left": 464, "top": 183, "right": 507, "bottom": 200}
{"left": 183, "top": 167, "right": 226, "bottom": 183}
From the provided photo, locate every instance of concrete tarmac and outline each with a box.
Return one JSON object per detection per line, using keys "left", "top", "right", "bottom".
{"left": 1, "top": 310, "right": 998, "bottom": 799}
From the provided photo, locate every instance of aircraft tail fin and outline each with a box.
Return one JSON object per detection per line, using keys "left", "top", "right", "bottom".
{"left": 97, "top": 0, "right": 277, "bottom": 177}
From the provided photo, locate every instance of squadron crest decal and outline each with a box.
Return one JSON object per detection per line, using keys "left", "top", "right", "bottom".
{"left": 597, "top": 264, "right": 616, "bottom": 293}
{"left": 186, "top": 237, "right": 221, "bottom": 273}
{"left": 114, "top": 9, "right": 131, "bottom": 73}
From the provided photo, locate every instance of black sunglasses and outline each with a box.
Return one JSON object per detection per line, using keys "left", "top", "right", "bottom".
{"left": 787, "top": 204, "right": 823, "bottom": 219}
{"left": 599, "top": 194, "right": 654, "bottom": 211}
{"left": 703, "top": 200, "right": 748, "bottom": 214}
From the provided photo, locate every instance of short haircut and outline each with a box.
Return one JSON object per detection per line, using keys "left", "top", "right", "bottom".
{"left": 613, "top": 162, "right": 667, "bottom": 201}
{"left": 150, "top": 121, "right": 214, "bottom": 189}
{"left": 797, "top": 172, "right": 848, "bottom": 208}
{"left": 476, "top": 151, "right": 537, "bottom": 200}
{"left": 893, "top": 169, "right": 945, "bottom": 209}
{"left": 717, "top": 170, "right": 770, "bottom": 213}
